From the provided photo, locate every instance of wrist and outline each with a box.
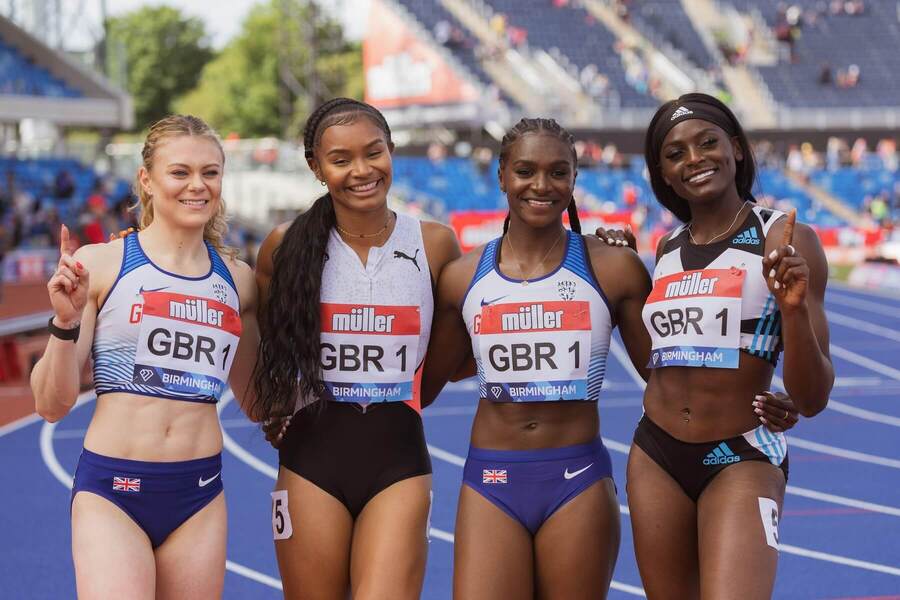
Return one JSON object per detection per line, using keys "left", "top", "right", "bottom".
{"left": 779, "top": 301, "right": 809, "bottom": 319}
{"left": 52, "top": 316, "right": 80, "bottom": 330}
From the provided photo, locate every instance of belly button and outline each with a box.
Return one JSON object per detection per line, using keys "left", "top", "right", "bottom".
{"left": 525, "top": 422, "right": 538, "bottom": 430}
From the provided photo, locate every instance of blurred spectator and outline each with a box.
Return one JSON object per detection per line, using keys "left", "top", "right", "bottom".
{"left": 53, "top": 169, "right": 74, "bottom": 201}
{"left": 877, "top": 138, "right": 898, "bottom": 172}
{"left": 818, "top": 62, "right": 832, "bottom": 85}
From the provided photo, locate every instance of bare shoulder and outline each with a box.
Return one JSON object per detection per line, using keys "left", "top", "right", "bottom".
{"left": 583, "top": 234, "right": 650, "bottom": 302}
{"left": 224, "top": 257, "right": 257, "bottom": 310}
{"left": 257, "top": 221, "right": 293, "bottom": 275}
{"left": 72, "top": 238, "right": 125, "bottom": 303}
{"left": 420, "top": 219, "right": 456, "bottom": 244}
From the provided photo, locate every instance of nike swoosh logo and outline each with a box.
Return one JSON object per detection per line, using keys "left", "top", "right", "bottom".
{"left": 563, "top": 463, "right": 593, "bottom": 480}
{"left": 198, "top": 472, "right": 220, "bottom": 487}
{"left": 139, "top": 286, "right": 169, "bottom": 294}
{"left": 480, "top": 295, "right": 508, "bottom": 306}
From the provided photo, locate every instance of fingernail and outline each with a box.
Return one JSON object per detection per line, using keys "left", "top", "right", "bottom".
{"left": 606, "top": 238, "right": 614, "bottom": 245}
{"left": 768, "top": 269, "right": 775, "bottom": 278}
{"left": 760, "top": 416, "right": 769, "bottom": 424}
{"left": 754, "top": 408, "right": 763, "bottom": 415}
{"left": 769, "top": 250, "right": 777, "bottom": 260}
{"left": 752, "top": 401, "right": 760, "bottom": 408}
{"left": 774, "top": 281, "right": 781, "bottom": 290}
{"left": 76, "top": 262, "right": 83, "bottom": 270}
{"left": 755, "top": 394, "right": 766, "bottom": 401}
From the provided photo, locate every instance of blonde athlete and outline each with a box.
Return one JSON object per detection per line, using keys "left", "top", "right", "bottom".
{"left": 32, "top": 116, "right": 259, "bottom": 600}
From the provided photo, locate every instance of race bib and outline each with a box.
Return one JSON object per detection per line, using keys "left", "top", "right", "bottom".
{"left": 644, "top": 268, "right": 744, "bottom": 369}
{"left": 478, "top": 301, "right": 591, "bottom": 401}
{"left": 133, "top": 291, "right": 242, "bottom": 400}
{"left": 320, "top": 304, "right": 420, "bottom": 403}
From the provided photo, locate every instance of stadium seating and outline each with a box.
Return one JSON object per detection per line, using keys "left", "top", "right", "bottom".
{"left": 727, "top": 1, "right": 900, "bottom": 107}
{"left": 391, "top": 155, "right": 846, "bottom": 227}
{"left": 395, "top": 0, "right": 514, "bottom": 106}
{"left": 0, "top": 38, "right": 81, "bottom": 98}
{"left": 481, "top": 0, "right": 658, "bottom": 106}
{"left": 811, "top": 167, "right": 900, "bottom": 211}
{"left": 624, "top": 0, "right": 717, "bottom": 69}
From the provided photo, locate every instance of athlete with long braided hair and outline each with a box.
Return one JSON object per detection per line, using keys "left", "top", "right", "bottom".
{"left": 250, "top": 98, "right": 460, "bottom": 599}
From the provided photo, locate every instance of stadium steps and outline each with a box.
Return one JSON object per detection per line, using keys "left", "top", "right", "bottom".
{"left": 784, "top": 171, "right": 866, "bottom": 227}
{"left": 679, "top": 0, "right": 778, "bottom": 128}
{"left": 441, "top": 0, "right": 596, "bottom": 117}
{"left": 581, "top": 0, "right": 685, "bottom": 101}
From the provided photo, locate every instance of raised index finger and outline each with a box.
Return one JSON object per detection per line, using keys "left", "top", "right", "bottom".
{"left": 781, "top": 209, "right": 797, "bottom": 246}
{"left": 59, "top": 224, "right": 70, "bottom": 256}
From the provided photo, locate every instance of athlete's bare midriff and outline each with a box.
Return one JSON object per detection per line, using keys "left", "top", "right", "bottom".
{"left": 83, "top": 393, "right": 223, "bottom": 461}
{"left": 470, "top": 398, "right": 599, "bottom": 450}
{"left": 643, "top": 352, "right": 775, "bottom": 442}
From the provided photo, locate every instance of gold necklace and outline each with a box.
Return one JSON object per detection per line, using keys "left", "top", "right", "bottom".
{"left": 505, "top": 229, "right": 565, "bottom": 286}
{"left": 335, "top": 212, "right": 393, "bottom": 239}
{"left": 687, "top": 200, "right": 750, "bottom": 245}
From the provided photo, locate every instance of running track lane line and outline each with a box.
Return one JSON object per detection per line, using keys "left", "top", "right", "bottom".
{"left": 35, "top": 395, "right": 284, "bottom": 592}
{"left": 771, "top": 374, "right": 900, "bottom": 428}
{"left": 216, "top": 394, "right": 648, "bottom": 598}
{"left": 611, "top": 341, "right": 900, "bottom": 517}
{"left": 426, "top": 442, "right": 900, "bottom": 578}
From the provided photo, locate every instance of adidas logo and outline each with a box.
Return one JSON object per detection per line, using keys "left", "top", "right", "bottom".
{"left": 702, "top": 442, "right": 741, "bottom": 465}
{"left": 732, "top": 227, "right": 761, "bottom": 245}
{"left": 671, "top": 106, "right": 693, "bottom": 120}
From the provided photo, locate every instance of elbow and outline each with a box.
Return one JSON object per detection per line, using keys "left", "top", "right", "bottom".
{"left": 36, "top": 404, "right": 64, "bottom": 423}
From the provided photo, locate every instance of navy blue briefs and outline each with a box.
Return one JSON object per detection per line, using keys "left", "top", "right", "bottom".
{"left": 71, "top": 448, "right": 223, "bottom": 548}
{"left": 463, "top": 437, "right": 614, "bottom": 535}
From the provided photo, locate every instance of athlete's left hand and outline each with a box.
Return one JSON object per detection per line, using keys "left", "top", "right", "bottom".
{"left": 762, "top": 210, "right": 809, "bottom": 311}
{"left": 262, "top": 414, "right": 292, "bottom": 448}
{"left": 753, "top": 391, "right": 799, "bottom": 432}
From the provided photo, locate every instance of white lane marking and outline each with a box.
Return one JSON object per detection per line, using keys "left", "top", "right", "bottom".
{"left": 217, "top": 394, "right": 279, "bottom": 479}
{"left": 829, "top": 281, "right": 900, "bottom": 302}
{"left": 787, "top": 436, "right": 900, "bottom": 469}
{"left": 40, "top": 392, "right": 284, "bottom": 590}
{"left": 426, "top": 444, "right": 465, "bottom": 467}
{"left": 218, "top": 394, "right": 460, "bottom": 551}
{"left": 833, "top": 377, "right": 883, "bottom": 387}
{"left": 427, "top": 443, "right": 898, "bottom": 576}
{"left": 772, "top": 374, "right": 900, "bottom": 428}
{"left": 827, "top": 311, "right": 900, "bottom": 343}
{"left": 779, "top": 544, "right": 900, "bottom": 577}
{"left": 2, "top": 390, "right": 95, "bottom": 437}
{"left": 1, "top": 411, "right": 43, "bottom": 436}
{"left": 224, "top": 560, "right": 282, "bottom": 590}
{"left": 609, "top": 581, "right": 647, "bottom": 597}
{"left": 827, "top": 293, "right": 900, "bottom": 318}
{"left": 610, "top": 338, "right": 646, "bottom": 388}
{"left": 785, "top": 486, "right": 900, "bottom": 518}
{"left": 830, "top": 344, "right": 900, "bottom": 381}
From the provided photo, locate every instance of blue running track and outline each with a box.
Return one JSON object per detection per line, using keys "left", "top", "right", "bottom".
{"left": 1, "top": 282, "right": 898, "bottom": 598}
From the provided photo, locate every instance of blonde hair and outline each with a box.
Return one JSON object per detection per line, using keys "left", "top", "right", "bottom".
{"left": 133, "top": 114, "right": 236, "bottom": 257}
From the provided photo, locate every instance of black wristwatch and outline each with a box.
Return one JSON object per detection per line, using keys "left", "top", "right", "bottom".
{"left": 48, "top": 316, "right": 80, "bottom": 342}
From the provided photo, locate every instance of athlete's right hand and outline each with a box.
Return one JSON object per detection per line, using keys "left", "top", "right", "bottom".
{"left": 48, "top": 224, "right": 89, "bottom": 326}
{"left": 263, "top": 414, "right": 292, "bottom": 448}
{"left": 594, "top": 225, "right": 636, "bottom": 251}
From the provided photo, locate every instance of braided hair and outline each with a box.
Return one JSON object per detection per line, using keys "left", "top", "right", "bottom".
{"left": 251, "top": 98, "right": 394, "bottom": 421}
{"left": 498, "top": 117, "right": 581, "bottom": 234}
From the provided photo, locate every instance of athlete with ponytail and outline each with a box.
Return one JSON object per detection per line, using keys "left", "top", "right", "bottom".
{"left": 251, "top": 98, "right": 460, "bottom": 599}
{"left": 31, "top": 115, "right": 259, "bottom": 599}
{"left": 422, "top": 118, "right": 653, "bottom": 599}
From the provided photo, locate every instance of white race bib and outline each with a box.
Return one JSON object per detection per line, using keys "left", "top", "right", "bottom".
{"left": 644, "top": 268, "right": 744, "bottom": 369}
{"left": 319, "top": 303, "right": 420, "bottom": 403}
{"left": 478, "top": 301, "right": 591, "bottom": 401}
{"left": 132, "top": 291, "right": 242, "bottom": 400}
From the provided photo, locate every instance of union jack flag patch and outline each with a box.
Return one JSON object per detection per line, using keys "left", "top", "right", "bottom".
{"left": 112, "top": 476, "right": 141, "bottom": 492}
{"left": 482, "top": 469, "right": 507, "bottom": 484}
